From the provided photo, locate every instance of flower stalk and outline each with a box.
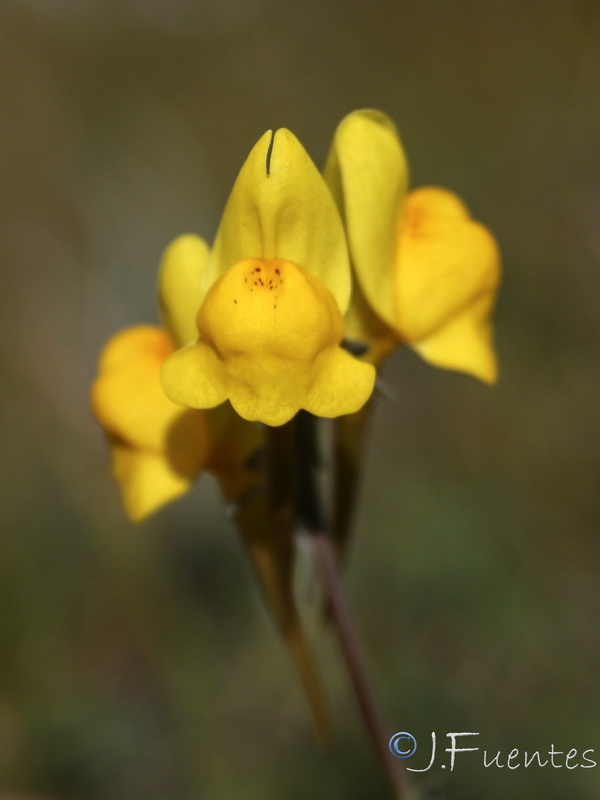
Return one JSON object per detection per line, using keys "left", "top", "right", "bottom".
{"left": 265, "top": 414, "right": 413, "bottom": 799}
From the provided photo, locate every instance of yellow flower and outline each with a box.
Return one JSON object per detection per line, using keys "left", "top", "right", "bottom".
{"left": 92, "top": 236, "right": 262, "bottom": 521}
{"left": 160, "top": 129, "right": 376, "bottom": 427}
{"left": 91, "top": 325, "right": 211, "bottom": 521}
{"left": 324, "top": 109, "right": 501, "bottom": 382}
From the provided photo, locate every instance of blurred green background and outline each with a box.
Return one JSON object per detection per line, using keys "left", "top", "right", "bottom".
{"left": 1, "top": 0, "right": 599, "bottom": 798}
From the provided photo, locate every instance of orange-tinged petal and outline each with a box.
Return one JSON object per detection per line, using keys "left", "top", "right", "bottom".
{"left": 403, "top": 186, "right": 470, "bottom": 221}
{"left": 92, "top": 326, "right": 208, "bottom": 461}
{"left": 394, "top": 187, "right": 500, "bottom": 381}
{"left": 96, "top": 325, "right": 171, "bottom": 374}
{"left": 92, "top": 325, "right": 212, "bottom": 520}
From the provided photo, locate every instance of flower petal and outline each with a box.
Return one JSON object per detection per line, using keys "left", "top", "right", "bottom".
{"left": 92, "top": 326, "right": 209, "bottom": 459}
{"left": 158, "top": 234, "right": 210, "bottom": 347}
{"left": 227, "top": 373, "right": 299, "bottom": 427}
{"left": 304, "top": 347, "right": 376, "bottom": 418}
{"left": 96, "top": 325, "right": 170, "bottom": 373}
{"left": 111, "top": 442, "right": 197, "bottom": 522}
{"left": 403, "top": 186, "right": 470, "bottom": 221}
{"left": 93, "top": 326, "right": 179, "bottom": 451}
{"left": 199, "top": 258, "right": 344, "bottom": 360}
{"left": 224, "top": 345, "right": 375, "bottom": 428}
{"left": 161, "top": 258, "right": 375, "bottom": 426}
{"left": 92, "top": 326, "right": 213, "bottom": 519}
{"left": 395, "top": 188, "right": 500, "bottom": 380}
{"left": 324, "top": 109, "right": 409, "bottom": 328}
{"left": 161, "top": 340, "right": 229, "bottom": 410}
{"left": 412, "top": 294, "right": 498, "bottom": 383}
{"left": 205, "top": 129, "right": 351, "bottom": 312}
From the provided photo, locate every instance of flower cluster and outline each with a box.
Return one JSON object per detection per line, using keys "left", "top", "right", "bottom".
{"left": 92, "top": 109, "right": 500, "bottom": 522}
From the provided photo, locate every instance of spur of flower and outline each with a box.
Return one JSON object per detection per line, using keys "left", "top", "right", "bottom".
{"left": 160, "top": 129, "right": 376, "bottom": 427}
{"left": 324, "top": 109, "right": 501, "bottom": 382}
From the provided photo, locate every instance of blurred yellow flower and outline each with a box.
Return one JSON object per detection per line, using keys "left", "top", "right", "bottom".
{"left": 91, "top": 324, "right": 263, "bottom": 521}
{"left": 160, "top": 129, "right": 376, "bottom": 427}
{"left": 324, "top": 109, "right": 501, "bottom": 382}
{"left": 92, "top": 236, "right": 262, "bottom": 521}
{"left": 91, "top": 325, "right": 210, "bottom": 521}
